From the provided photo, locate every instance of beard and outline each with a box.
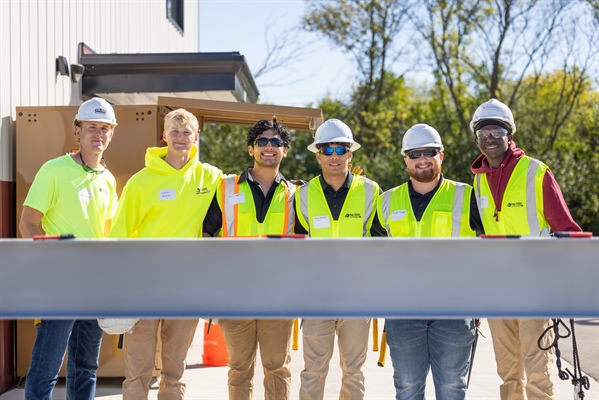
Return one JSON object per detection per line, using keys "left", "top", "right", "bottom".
{"left": 408, "top": 162, "right": 442, "bottom": 183}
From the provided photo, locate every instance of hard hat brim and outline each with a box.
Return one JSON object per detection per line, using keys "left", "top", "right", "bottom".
{"left": 76, "top": 118, "right": 118, "bottom": 127}
{"left": 401, "top": 144, "right": 444, "bottom": 156}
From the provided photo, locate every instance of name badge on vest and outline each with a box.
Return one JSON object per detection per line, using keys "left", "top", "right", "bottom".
{"left": 160, "top": 189, "right": 176, "bottom": 201}
{"left": 479, "top": 196, "right": 489, "bottom": 209}
{"left": 313, "top": 216, "right": 330, "bottom": 229}
{"left": 78, "top": 188, "right": 91, "bottom": 202}
{"left": 228, "top": 193, "right": 246, "bottom": 205}
{"left": 391, "top": 209, "right": 407, "bottom": 221}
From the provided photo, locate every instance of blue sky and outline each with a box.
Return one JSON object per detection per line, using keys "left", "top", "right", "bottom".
{"left": 199, "top": 0, "right": 356, "bottom": 107}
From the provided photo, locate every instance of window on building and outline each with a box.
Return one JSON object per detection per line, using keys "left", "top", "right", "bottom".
{"left": 167, "top": 0, "right": 184, "bottom": 33}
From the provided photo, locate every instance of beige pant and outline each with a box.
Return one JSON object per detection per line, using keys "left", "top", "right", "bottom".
{"left": 219, "top": 319, "right": 293, "bottom": 400}
{"left": 300, "top": 318, "right": 370, "bottom": 400}
{"left": 488, "top": 319, "right": 555, "bottom": 400}
{"left": 123, "top": 319, "right": 198, "bottom": 400}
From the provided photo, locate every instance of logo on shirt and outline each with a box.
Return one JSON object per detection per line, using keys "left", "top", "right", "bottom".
{"left": 507, "top": 202, "right": 524, "bottom": 208}
{"left": 196, "top": 188, "right": 211, "bottom": 194}
{"left": 344, "top": 213, "right": 362, "bottom": 218}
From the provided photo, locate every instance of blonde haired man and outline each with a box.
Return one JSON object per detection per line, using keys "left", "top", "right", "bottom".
{"left": 110, "top": 108, "right": 223, "bottom": 399}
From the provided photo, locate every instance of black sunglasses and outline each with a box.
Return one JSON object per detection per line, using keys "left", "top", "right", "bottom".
{"left": 406, "top": 148, "right": 440, "bottom": 160}
{"left": 318, "top": 146, "right": 350, "bottom": 156}
{"left": 254, "top": 137, "right": 285, "bottom": 147}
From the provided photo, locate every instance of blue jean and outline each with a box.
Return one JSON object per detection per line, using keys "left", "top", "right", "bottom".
{"left": 385, "top": 319, "right": 476, "bottom": 400}
{"left": 25, "top": 319, "right": 104, "bottom": 400}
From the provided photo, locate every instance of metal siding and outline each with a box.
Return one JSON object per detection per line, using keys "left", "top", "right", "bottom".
{"left": 28, "top": 1, "right": 42, "bottom": 106}
{"left": 59, "top": 0, "right": 69, "bottom": 104}
{"left": 0, "top": 1, "right": 12, "bottom": 182}
{"left": 38, "top": 0, "right": 48, "bottom": 106}
{"left": 20, "top": 1, "right": 30, "bottom": 106}
{"left": 65, "top": 0, "right": 76, "bottom": 104}
{"left": 1, "top": 0, "right": 199, "bottom": 181}
{"left": 53, "top": 0, "right": 61, "bottom": 104}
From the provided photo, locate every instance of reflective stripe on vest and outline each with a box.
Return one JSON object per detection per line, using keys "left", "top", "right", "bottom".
{"left": 297, "top": 175, "right": 377, "bottom": 237}
{"left": 220, "top": 176, "right": 295, "bottom": 237}
{"left": 474, "top": 156, "right": 550, "bottom": 236}
{"left": 378, "top": 179, "right": 474, "bottom": 237}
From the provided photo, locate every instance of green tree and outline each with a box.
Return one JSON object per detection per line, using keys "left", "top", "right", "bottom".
{"left": 198, "top": 124, "right": 249, "bottom": 175}
{"left": 511, "top": 71, "right": 599, "bottom": 233}
{"left": 303, "top": 0, "right": 417, "bottom": 112}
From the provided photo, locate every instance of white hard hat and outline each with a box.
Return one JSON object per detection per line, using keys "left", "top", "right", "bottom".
{"left": 307, "top": 119, "right": 361, "bottom": 153}
{"left": 470, "top": 98, "right": 516, "bottom": 135}
{"left": 401, "top": 124, "right": 444, "bottom": 155}
{"left": 97, "top": 318, "right": 139, "bottom": 335}
{"left": 75, "top": 97, "right": 118, "bottom": 126}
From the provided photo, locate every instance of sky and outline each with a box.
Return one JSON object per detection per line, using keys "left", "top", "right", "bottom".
{"left": 198, "top": 0, "right": 356, "bottom": 107}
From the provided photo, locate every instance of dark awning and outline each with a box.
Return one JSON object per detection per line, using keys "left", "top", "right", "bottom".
{"left": 80, "top": 50, "right": 259, "bottom": 105}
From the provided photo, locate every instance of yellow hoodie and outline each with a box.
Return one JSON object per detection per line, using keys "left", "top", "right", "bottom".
{"left": 109, "top": 146, "right": 222, "bottom": 238}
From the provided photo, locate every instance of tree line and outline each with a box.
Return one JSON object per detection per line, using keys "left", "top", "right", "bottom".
{"left": 200, "top": 0, "right": 599, "bottom": 233}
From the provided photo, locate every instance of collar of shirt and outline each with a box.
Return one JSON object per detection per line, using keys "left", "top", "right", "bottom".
{"left": 408, "top": 174, "right": 444, "bottom": 200}
{"left": 319, "top": 172, "right": 353, "bottom": 194}
{"left": 238, "top": 167, "right": 286, "bottom": 185}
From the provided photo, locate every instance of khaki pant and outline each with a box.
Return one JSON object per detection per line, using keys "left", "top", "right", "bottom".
{"left": 300, "top": 318, "right": 370, "bottom": 400}
{"left": 488, "top": 319, "right": 555, "bottom": 400}
{"left": 123, "top": 319, "right": 198, "bottom": 400}
{"left": 219, "top": 319, "right": 293, "bottom": 400}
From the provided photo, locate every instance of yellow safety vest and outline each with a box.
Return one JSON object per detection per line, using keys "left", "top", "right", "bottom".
{"left": 218, "top": 175, "right": 296, "bottom": 237}
{"left": 295, "top": 175, "right": 379, "bottom": 237}
{"left": 474, "top": 156, "right": 550, "bottom": 236}
{"left": 377, "top": 179, "right": 475, "bottom": 237}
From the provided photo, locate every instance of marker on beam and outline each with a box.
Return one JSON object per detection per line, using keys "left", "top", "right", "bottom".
{"left": 480, "top": 234, "right": 521, "bottom": 239}
{"left": 266, "top": 234, "right": 307, "bottom": 239}
{"left": 554, "top": 232, "right": 593, "bottom": 238}
{"left": 33, "top": 234, "right": 76, "bottom": 240}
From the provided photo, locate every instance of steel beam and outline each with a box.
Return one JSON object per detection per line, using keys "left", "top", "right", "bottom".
{"left": 1, "top": 238, "right": 597, "bottom": 318}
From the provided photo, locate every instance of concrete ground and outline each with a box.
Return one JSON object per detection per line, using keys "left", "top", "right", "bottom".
{"left": 2, "top": 319, "right": 597, "bottom": 399}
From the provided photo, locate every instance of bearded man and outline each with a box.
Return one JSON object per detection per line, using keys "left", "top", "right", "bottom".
{"left": 376, "top": 123, "right": 484, "bottom": 400}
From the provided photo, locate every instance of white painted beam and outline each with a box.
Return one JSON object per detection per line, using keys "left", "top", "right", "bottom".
{"left": 1, "top": 238, "right": 597, "bottom": 318}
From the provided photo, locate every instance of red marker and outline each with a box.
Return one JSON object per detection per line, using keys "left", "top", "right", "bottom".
{"left": 33, "top": 234, "right": 76, "bottom": 240}
{"left": 554, "top": 232, "right": 593, "bottom": 238}
{"left": 480, "top": 234, "right": 521, "bottom": 239}
{"left": 266, "top": 234, "right": 308, "bottom": 239}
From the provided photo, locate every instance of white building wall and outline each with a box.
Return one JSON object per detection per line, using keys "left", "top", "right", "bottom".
{"left": 0, "top": 0, "right": 199, "bottom": 183}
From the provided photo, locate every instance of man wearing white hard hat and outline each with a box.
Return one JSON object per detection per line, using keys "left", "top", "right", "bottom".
{"left": 295, "top": 118, "right": 386, "bottom": 400}
{"left": 377, "top": 123, "right": 483, "bottom": 399}
{"left": 20, "top": 97, "right": 119, "bottom": 400}
{"left": 470, "top": 99, "right": 582, "bottom": 399}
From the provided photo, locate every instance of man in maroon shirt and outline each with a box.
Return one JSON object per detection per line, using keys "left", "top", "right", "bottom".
{"left": 469, "top": 98, "right": 582, "bottom": 399}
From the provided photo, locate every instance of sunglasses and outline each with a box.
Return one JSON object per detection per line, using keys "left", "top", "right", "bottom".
{"left": 255, "top": 137, "right": 285, "bottom": 147}
{"left": 406, "top": 148, "right": 440, "bottom": 159}
{"left": 476, "top": 128, "right": 509, "bottom": 141}
{"left": 318, "top": 146, "right": 350, "bottom": 156}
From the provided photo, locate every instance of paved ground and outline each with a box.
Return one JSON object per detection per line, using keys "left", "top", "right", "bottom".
{"left": 2, "top": 319, "right": 597, "bottom": 399}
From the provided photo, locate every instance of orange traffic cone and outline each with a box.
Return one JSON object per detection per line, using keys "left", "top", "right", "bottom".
{"left": 202, "top": 321, "right": 229, "bottom": 366}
